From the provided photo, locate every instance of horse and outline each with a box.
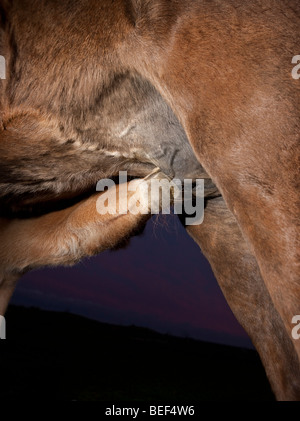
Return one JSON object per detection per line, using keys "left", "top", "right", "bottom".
{"left": 0, "top": 0, "right": 299, "bottom": 400}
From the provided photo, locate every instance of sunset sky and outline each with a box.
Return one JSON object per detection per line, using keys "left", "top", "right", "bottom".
{"left": 11, "top": 215, "right": 252, "bottom": 348}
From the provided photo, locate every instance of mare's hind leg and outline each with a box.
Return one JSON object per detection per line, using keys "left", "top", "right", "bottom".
{"left": 185, "top": 197, "right": 300, "bottom": 401}
{"left": 0, "top": 274, "right": 18, "bottom": 315}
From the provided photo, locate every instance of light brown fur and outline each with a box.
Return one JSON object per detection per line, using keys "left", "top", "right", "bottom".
{"left": 0, "top": 179, "right": 157, "bottom": 314}
{"left": 0, "top": 0, "right": 299, "bottom": 400}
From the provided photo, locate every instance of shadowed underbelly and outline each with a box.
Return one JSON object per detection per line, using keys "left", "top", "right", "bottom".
{"left": 0, "top": 74, "right": 219, "bottom": 217}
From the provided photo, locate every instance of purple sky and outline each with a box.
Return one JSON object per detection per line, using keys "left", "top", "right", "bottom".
{"left": 11, "top": 215, "right": 252, "bottom": 348}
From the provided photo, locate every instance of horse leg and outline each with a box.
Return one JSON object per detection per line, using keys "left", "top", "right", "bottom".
{"left": 184, "top": 197, "right": 300, "bottom": 401}
{"left": 0, "top": 178, "right": 159, "bottom": 314}
{"left": 129, "top": 0, "right": 300, "bottom": 364}
{"left": 0, "top": 274, "right": 18, "bottom": 316}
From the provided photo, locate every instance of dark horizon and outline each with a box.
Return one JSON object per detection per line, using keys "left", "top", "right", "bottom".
{"left": 11, "top": 215, "right": 252, "bottom": 349}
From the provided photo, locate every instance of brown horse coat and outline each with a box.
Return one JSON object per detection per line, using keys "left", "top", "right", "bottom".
{"left": 0, "top": 0, "right": 299, "bottom": 400}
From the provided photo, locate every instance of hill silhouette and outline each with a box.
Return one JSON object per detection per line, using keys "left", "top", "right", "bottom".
{"left": 0, "top": 305, "right": 274, "bottom": 401}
